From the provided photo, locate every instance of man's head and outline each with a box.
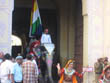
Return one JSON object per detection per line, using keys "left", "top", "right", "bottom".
{"left": 98, "top": 58, "right": 103, "bottom": 63}
{"left": 0, "top": 52, "right": 4, "bottom": 59}
{"left": 104, "top": 66, "right": 110, "bottom": 80}
{"left": 16, "top": 56, "right": 23, "bottom": 64}
{"left": 26, "top": 54, "right": 32, "bottom": 60}
{"left": 103, "top": 57, "right": 108, "bottom": 65}
{"left": 65, "top": 60, "right": 75, "bottom": 69}
{"left": 29, "top": 52, "right": 36, "bottom": 60}
{"left": 10, "top": 56, "right": 15, "bottom": 63}
{"left": 44, "top": 29, "right": 48, "bottom": 34}
{"left": 4, "top": 53, "right": 11, "bottom": 60}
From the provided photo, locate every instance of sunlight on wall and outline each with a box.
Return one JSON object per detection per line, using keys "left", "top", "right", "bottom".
{"left": 11, "top": 35, "right": 22, "bottom": 46}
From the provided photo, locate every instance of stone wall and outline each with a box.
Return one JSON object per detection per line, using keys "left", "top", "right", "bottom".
{"left": 0, "top": 0, "right": 14, "bottom": 54}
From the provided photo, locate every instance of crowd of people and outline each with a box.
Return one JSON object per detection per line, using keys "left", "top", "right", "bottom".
{"left": 1, "top": 28, "right": 110, "bottom": 83}
{"left": 0, "top": 28, "right": 53, "bottom": 83}
{"left": 94, "top": 57, "right": 110, "bottom": 83}
{"left": 0, "top": 52, "right": 85, "bottom": 83}
{"left": 1, "top": 52, "right": 110, "bottom": 83}
{"left": 0, "top": 52, "right": 38, "bottom": 83}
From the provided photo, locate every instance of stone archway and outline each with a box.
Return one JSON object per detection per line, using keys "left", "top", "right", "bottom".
{"left": 11, "top": 35, "right": 22, "bottom": 58}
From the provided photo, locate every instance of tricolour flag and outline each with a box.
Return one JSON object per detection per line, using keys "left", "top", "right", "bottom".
{"left": 29, "top": 0, "right": 42, "bottom": 37}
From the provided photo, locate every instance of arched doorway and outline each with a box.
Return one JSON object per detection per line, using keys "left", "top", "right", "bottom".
{"left": 11, "top": 35, "right": 22, "bottom": 58}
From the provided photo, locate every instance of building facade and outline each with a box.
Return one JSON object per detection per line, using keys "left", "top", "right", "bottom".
{"left": 0, "top": 0, "right": 110, "bottom": 82}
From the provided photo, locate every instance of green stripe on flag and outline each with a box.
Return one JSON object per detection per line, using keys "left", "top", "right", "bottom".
{"left": 32, "top": 17, "right": 41, "bottom": 35}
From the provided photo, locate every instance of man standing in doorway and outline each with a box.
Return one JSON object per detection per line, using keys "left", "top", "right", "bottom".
{"left": 41, "top": 28, "right": 52, "bottom": 44}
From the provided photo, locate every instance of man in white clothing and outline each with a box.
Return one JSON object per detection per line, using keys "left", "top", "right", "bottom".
{"left": 0, "top": 54, "right": 13, "bottom": 83}
{"left": 41, "top": 29, "right": 52, "bottom": 44}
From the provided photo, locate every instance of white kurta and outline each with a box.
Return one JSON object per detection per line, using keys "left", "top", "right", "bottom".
{"left": 41, "top": 34, "right": 52, "bottom": 44}
{"left": 0, "top": 60, "right": 14, "bottom": 83}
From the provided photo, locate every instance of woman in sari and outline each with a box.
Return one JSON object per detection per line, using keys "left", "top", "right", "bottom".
{"left": 57, "top": 60, "right": 84, "bottom": 83}
{"left": 99, "top": 65, "right": 110, "bottom": 83}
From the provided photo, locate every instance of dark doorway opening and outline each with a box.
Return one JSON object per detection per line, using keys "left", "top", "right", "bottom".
{"left": 12, "top": 1, "right": 59, "bottom": 81}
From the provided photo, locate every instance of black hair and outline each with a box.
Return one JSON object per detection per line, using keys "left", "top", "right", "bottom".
{"left": 105, "top": 66, "right": 110, "bottom": 73}
{"left": 4, "top": 53, "right": 11, "bottom": 60}
{"left": 26, "top": 54, "right": 32, "bottom": 60}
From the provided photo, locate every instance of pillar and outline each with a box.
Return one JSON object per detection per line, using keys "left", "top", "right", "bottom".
{"left": 0, "top": 0, "right": 14, "bottom": 54}
{"left": 82, "top": 0, "right": 105, "bottom": 82}
{"left": 103, "top": 0, "right": 110, "bottom": 59}
{"left": 82, "top": 0, "right": 88, "bottom": 82}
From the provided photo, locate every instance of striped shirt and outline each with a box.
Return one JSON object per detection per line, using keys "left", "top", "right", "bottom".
{"left": 22, "top": 60, "right": 38, "bottom": 83}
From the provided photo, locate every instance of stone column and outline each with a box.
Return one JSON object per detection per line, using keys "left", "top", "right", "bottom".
{"left": 82, "top": 0, "right": 104, "bottom": 82}
{"left": 103, "top": 0, "right": 110, "bottom": 59}
{"left": 82, "top": 0, "right": 89, "bottom": 82}
{"left": 0, "top": 0, "right": 14, "bottom": 54}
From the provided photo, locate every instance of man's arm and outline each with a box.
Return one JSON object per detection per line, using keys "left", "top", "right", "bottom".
{"left": 11, "top": 74, "right": 15, "bottom": 83}
{"left": 11, "top": 64, "right": 15, "bottom": 83}
{"left": 41, "top": 34, "right": 44, "bottom": 44}
{"left": 48, "top": 35, "right": 52, "bottom": 43}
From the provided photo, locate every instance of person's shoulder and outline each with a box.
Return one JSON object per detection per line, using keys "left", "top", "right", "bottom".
{"left": 31, "top": 61, "right": 36, "bottom": 65}
{"left": 41, "top": 33, "right": 45, "bottom": 36}
{"left": 0, "top": 61, "right": 5, "bottom": 66}
{"left": 61, "top": 68, "right": 65, "bottom": 72}
{"left": 31, "top": 61, "right": 36, "bottom": 67}
{"left": 48, "top": 34, "right": 51, "bottom": 36}
{"left": 32, "top": 60, "right": 36, "bottom": 64}
{"left": 94, "top": 62, "right": 99, "bottom": 65}
{"left": 94, "top": 62, "right": 98, "bottom": 64}
{"left": 107, "top": 62, "right": 110, "bottom": 65}
{"left": 23, "top": 60, "right": 34, "bottom": 64}
{"left": 14, "top": 62, "right": 18, "bottom": 66}
{"left": 22, "top": 61, "right": 27, "bottom": 65}
{"left": 5, "top": 60, "right": 12, "bottom": 65}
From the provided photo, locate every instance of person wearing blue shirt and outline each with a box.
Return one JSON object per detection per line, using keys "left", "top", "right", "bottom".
{"left": 12, "top": 56, "right": 23, "bottom": 83}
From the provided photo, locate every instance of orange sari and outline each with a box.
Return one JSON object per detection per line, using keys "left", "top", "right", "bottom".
{"left": 59, "top": 60, "right": 82, "bottom": 83}
{"left": 59, "top": 72, "right": 77, "bottom": 83}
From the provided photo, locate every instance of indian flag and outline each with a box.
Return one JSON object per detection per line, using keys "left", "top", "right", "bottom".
{"left": 29, "top": 0, "right": 42, "bottom": 37}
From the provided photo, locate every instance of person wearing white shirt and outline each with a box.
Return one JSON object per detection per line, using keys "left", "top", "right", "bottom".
{"left": 0, "top": 54, "right": 13, "bottom": 83}
{"left": 0, "top": 52, "right": 4, "bottom": 83}
{"left": 12, "top": 56, "right": 23, "bottom": 83}
{"left": 41, "top": 29, "right": 52, "bottom": 44}
{"left": 32, "top": 54, "right": 39, "bottom": 75}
